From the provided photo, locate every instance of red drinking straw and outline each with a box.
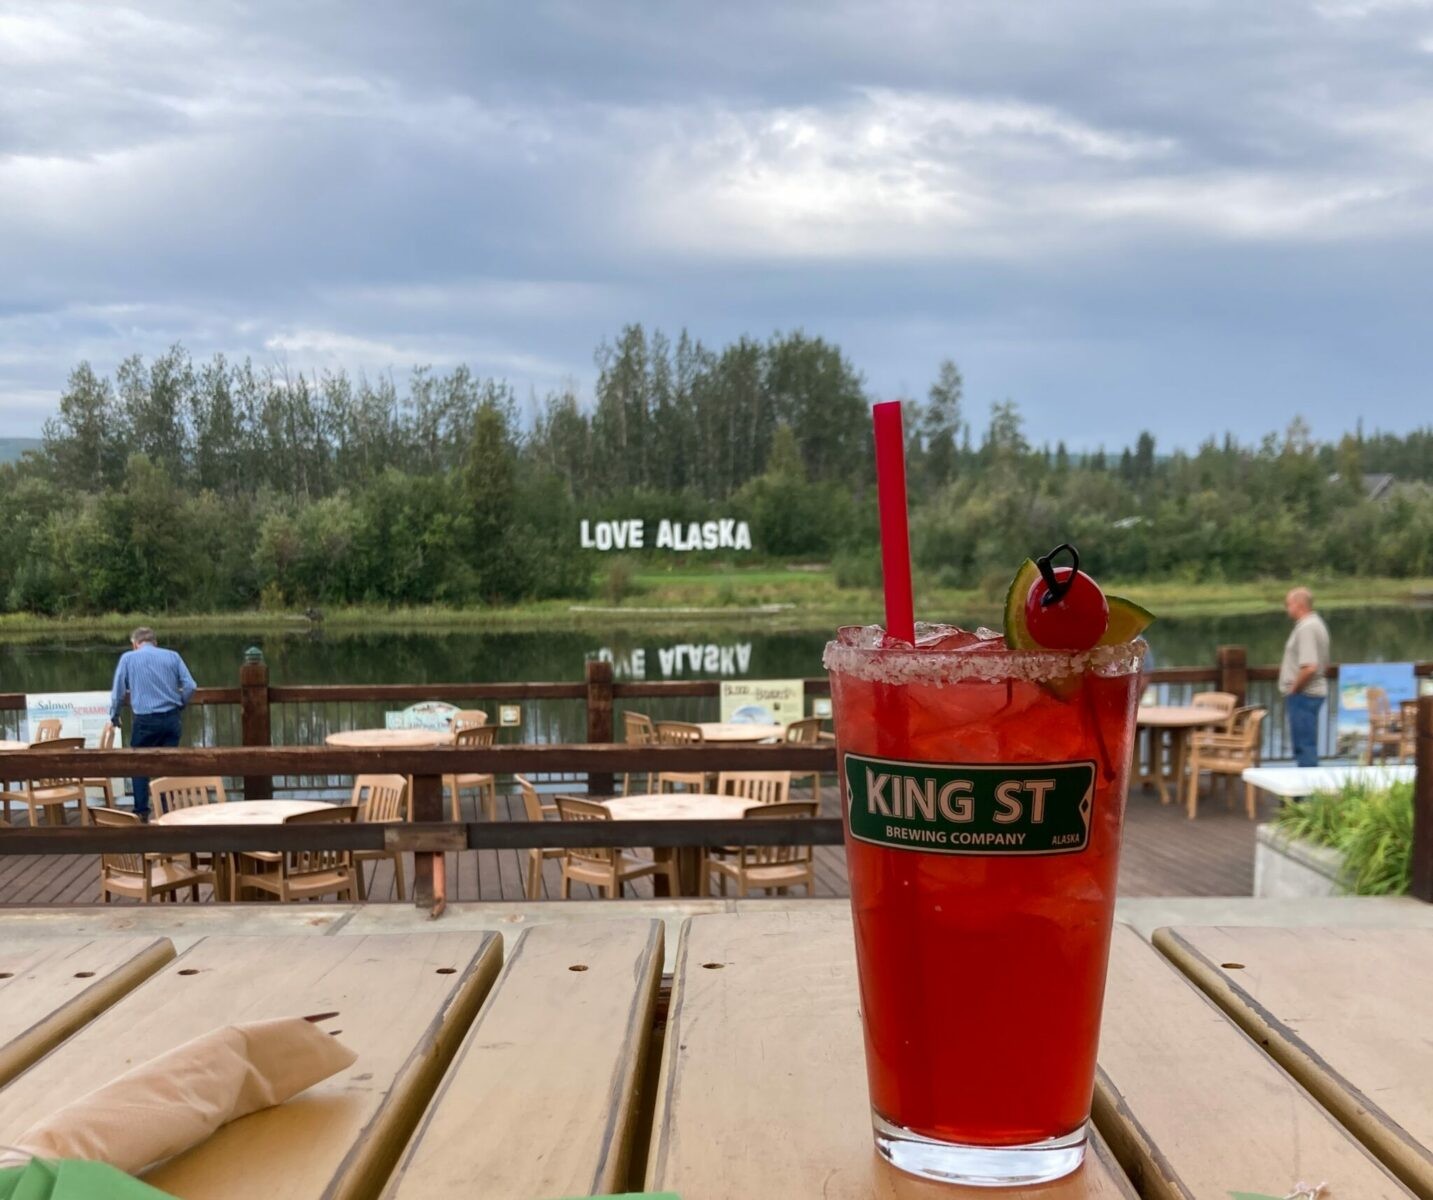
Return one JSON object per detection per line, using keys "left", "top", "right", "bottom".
{"left": 872, "top": 400, "right": 915, "bottom": 644}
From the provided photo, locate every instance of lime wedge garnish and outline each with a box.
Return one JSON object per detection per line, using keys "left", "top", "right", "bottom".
{"left": 1099, "top": 595, "right": 1154, "bottom": 645}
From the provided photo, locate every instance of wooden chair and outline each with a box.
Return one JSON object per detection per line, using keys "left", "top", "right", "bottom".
{"left": 554, "top": 795, "right": 678, "bottom": 899}
{"left": 31, "top": 719, "right": 61, "bottom": 743}
{"left": 705, "top": 800, "right": 818, "bottom": 897}
{"left": 0, "top": 739, "right": 89, "bottom": 827}
{"left": 151, "top": 776, "right": 227, "bottom": 815}
{"left": 232, "top": 805, "right": 359, "bottom": 903}
{"left": 1363, "top": 687, "right": 1403, "bottom": 765}
{"left": 621, "top": 711, "right": 655, "bottom": 795}
{"left": 655, "top": 721, "right": 707, "bottom": 793}
{"left": 1399, "top": 699, "right": 1420, "bottom": 763}
{"left": 716, "top": 771, "right": 792, "bottom": 806}
{"left": 784, "top": 718, "right": 824, "bottom": 797}
{"left": 1182, "top": 706, "right": 1268, "bottom": 820}
{"left": 447, "top": 724, "right": 498, "bottom": 820}
{"left": 451, "top": 709, "right": 489, "bottom": 733}
{"left": 352, "top": 774, "right": 408, "bottom": 901}
{"left": 93, "top": 807, "right": 215, "bottom": 903}
{"left": 1190, "top": 691, "right": 1238, "bottom": 732}
{"left": 516, "top": 774, "right": 562, "bottom": 900}
{"left": 77, "top": 722, "right": 118, "bottom": 808}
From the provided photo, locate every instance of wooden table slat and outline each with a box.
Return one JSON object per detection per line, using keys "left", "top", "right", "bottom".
{"left": 1096, "top": 925, "right": 1411, "bottom": 1199}
{"left": 0, "top": 937, "right": 175, "bottom": 1086}
{"left": 0, "top": 932, "right": 503, "bottom": 1200}
{"left": 388, "top": 918, "right": 663, "bottom": 1198}
{"left": 1155, "top": 926, "right": 1433, "bottom": 1198}
{"left": 648, "top": 909, "right": 1137, "bottom": 1199}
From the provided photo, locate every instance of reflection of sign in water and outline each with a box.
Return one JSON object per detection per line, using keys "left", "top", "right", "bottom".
{"left": 1337, "top": 663, "right": 1416, "bottom": 730}
{"left": 590, "top": 643, "right": 753, "bottom": 680}
{"left": 720, "top": 680, "right": 804, "bottom": 724}
{"left": 25, "top": 692, "right": 123, "bottom": 795}
{"left": 385, "top": 701, "right": 460, "bottom": 731}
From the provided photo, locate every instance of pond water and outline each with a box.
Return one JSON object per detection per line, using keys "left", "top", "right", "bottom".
{"left": 2, "top": 606, "right": 1430, "bottom": 757}
{"left": 3, "top": 606, "right": 1431, "bottom": 698}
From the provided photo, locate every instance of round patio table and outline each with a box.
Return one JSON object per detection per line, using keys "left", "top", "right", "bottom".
{"left": 1136, "top": 707, "right": 1228, "bottom": 805}
{"left": 154, "top": 799, "right": 331, "bottom": 826}
{"left": 694, "top": 723, "right": 785, "bottom": 743}
{"left": 155, "top": 799, "right": 333, "bottom": 901}
{"left": 604, "top": 792, "right": 756, "bottom": 896}
{"left": 324, "top": 729, "right": 451, "bottom": 748}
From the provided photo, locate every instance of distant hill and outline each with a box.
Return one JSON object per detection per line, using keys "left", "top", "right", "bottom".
{"left": 0, "top": 438, "right": 42, "bottom": 464}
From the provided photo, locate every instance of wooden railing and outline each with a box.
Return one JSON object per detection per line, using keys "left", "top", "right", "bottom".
{"left": 4, "top": 643, "right": 1428, "bottom": 776}
{"left": 4, "top": 697, "right": 1433, "bottom": 907}
{"left": 0, "top": 741, "right": 838, "bottom": 912}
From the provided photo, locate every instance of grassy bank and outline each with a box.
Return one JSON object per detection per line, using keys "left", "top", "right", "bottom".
{"left": 0, "top": 570, "right": 1428, "bottom": 638}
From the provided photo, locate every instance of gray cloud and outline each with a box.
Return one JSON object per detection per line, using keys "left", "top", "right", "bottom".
{"left": 1, "top": 0, "right": 1432, "bottom": 446}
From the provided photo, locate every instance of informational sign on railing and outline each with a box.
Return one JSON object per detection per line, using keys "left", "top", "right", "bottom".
{"left": 719, "top": 679, "right": 804, "bottom": 725}
{"left": 385, "top": 701, "right": 460, "bottom": 731}
{"left": 1336, "top": 663, "right": 1416, "bottom": 730}
{"left": 24, "top": 691, "right": 124, "bottom": 795}
{"left": 24, "top": 691, "right": 117, "bottom": 745}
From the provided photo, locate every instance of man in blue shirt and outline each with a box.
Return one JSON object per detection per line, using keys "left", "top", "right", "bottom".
{"left": 108, "top": 627, "right": 198, "bottom": 820}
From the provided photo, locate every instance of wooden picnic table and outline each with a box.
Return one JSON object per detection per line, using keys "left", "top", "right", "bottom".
{"left": 2, "top": 914, "right": 1430, "bottom": 1197}
{"left": 604, "top": 792, "right": 756, "bottom": 896}
{"left": 1136, "top": 705, "right": 1226, "bottom": 804}
{"left": 0, "top": 932, "right": 502, "bottom": 1199}
{"left": 696, "top": 721, "right": 785, "bottom": 742}
{"left": 1156, "top": 926, "right": 1433, "bottom": 1196}
{"left": 0, "top": 937, "right": 174, "bottom": 1086}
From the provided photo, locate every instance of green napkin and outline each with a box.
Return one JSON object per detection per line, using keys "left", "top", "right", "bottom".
{"left": 0, "top": 1160, "right": 177, "bottom": 1199}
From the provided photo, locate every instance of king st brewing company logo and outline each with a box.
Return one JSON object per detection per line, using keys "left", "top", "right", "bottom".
{"left": 844, "top": 753, "right": 1096, "bottom": 856}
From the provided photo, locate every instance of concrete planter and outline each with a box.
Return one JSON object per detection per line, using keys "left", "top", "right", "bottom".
{"left": 1254, "top": 824, "right": 1347, "bottom": 898}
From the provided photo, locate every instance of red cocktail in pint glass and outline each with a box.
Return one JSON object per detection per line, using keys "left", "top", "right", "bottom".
{"left": 825, "top": 621, "right": 1145, "bottom": 1186}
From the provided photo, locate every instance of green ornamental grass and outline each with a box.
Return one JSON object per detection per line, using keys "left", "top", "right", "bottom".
{"left": 1274, "top": 779, "right": 1414, "bottom": 896}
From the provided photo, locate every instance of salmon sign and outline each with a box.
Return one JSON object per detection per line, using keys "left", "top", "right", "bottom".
{"left": 579, "top": 518, "right": 752, "bottom": 552}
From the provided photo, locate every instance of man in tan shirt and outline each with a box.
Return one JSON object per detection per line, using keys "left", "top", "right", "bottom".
{"left": 1279, "top": 587, "right": 1331, "bottom": 767}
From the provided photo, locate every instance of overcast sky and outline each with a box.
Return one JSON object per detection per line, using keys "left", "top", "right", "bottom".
{"left": 2, "top": 0, "right": 1432, "bottom": 448}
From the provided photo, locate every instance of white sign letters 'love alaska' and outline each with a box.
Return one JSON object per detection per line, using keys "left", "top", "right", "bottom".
{"left": 579, "top": 518, "right": 752, "bottom": 552}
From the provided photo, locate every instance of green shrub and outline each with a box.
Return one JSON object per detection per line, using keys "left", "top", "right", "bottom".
{"left": 601, "top": 557, "right": 641, "bottom": 604}
{"left": 832, "top": 548, "right": 882, "bottom": 590}
{"left": 1274, "top": 779, "right": 1414, "bottom": 896}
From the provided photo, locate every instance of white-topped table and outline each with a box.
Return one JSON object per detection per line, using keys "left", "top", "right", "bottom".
{"left": 153, "top": 799, "right": 331, "bottom": 826}
{"left": 324, "top": 728, "right": 451, "bottom": 748}
{"left": 0, "top": 740, "right": 27, "bottom": 752}
{"left": 154, "top": 800, "right": 333, "bottom": 901}
{"left": 1243, "top": 763, "right": 1416, "bottom": 799}
{"left": 695, "top": 722, "right": 784, "bottom": 743}
{"left": 604, "top": 792, "right": 757, "bottom": 896}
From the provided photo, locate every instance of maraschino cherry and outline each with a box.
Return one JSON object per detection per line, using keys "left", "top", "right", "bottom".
{"left": 1024, "top": 543, "right": 1109, "bottom": 651}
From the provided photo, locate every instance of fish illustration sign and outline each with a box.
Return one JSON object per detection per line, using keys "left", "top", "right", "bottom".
{"left": 579, "top": 518, "right": 752, "bottom": 551}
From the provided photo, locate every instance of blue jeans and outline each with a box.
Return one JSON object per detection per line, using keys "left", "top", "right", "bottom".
{"left": 1286, "top": 692, "right": 1323, "bottom": 769}
{"left": 130, "top": 709, "right": 183, "bottom": 816}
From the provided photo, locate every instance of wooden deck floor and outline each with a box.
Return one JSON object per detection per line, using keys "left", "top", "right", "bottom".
{"left": 0, "top": 778, "right": 1272, "bottom": 906}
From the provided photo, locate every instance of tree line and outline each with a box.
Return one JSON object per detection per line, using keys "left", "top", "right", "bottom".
{"left": 1, "top": 328, "right": 1431, "bottom": 615}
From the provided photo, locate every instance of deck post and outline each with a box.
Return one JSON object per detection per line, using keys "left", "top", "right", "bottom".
{"left": 586, "top": 658, "right": 615, "bottom": 797}
{"left": 1216, "top": 645, "right": 1247, "bottom": 706}
{"left": 1413, "top": 696, "right": 1433, "bottom": 903}
{"left": 411, "top": 773, "right": 445, "bottom": 913}
{"left": 239, "top": 647, "right": 272, "bottom": 800}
